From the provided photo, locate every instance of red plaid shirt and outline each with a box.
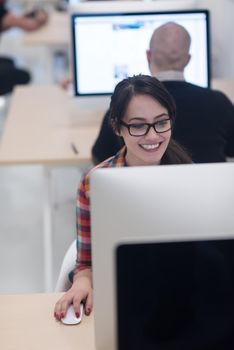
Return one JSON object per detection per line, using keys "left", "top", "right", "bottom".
{"left": 74, "top": 147, "right": 127, "bottom": 274}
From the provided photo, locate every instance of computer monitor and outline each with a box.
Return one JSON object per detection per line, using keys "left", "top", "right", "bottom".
{"left": 71, "top": 8, "right": 210, "bottom": 96}
{"left": 90, "top": 163, "right": 234, "bottom": 350}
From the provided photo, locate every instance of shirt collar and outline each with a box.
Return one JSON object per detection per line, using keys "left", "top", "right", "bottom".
{"left": 154, "top": 70, "right": 185, "bottom": 82}
{"left": 112, "top": 146, "right": 127, "bottom": 167}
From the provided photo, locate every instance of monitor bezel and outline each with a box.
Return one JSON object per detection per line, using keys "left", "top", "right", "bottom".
{"left": 71, "top": 9, "right": 210, "bottom": 97}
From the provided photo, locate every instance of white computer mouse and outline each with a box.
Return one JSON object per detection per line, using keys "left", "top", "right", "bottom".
{"left": 61, "top": 304, "right": 83, "bottom": 325}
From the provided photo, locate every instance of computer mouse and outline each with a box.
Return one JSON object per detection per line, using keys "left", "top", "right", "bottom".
{"left": 61, "top": 304, "right": 83, "bottom": 325}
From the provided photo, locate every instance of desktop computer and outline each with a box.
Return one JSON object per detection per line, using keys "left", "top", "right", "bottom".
{"left": 91, "top": 163, "right": 234, "bottom": 350}
{"left": 71, "top": 8, "right": 210, "bottom": 96}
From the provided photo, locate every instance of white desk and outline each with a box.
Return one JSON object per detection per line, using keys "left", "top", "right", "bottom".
{"left": 0, "top": 293, "right": 96, "bottom": 350}
{"left": 0, "top": 85, "right": 107, "bottom": 292}
{"left": 0, "top": 86, "right": 103, "bottom": 165}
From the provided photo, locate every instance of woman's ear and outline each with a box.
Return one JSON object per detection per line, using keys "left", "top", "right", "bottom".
{"left": 111, "top": 119, "right": 121, "bottom": 136}
{"left": 115, "top": 128, "right": 122, "bottom": 137}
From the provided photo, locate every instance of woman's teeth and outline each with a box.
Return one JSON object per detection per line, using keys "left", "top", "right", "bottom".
{"left": 141, "top": 143, "right": 160, "bottom": 150}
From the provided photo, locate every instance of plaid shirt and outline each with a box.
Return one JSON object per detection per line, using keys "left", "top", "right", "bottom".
{"left": 74, "top": 147, "right": 127, "bottom": 274}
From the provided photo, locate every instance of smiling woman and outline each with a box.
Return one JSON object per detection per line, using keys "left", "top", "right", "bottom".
{"left": 115, "top": 94, "right": 172, "bottom": 166}
{"left": 54, "top": 74, "right": 192, "bottom": 321}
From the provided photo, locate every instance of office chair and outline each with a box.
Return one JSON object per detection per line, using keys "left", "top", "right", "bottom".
{"left": 55, "top": 239, "right": 77, "bottom": 292}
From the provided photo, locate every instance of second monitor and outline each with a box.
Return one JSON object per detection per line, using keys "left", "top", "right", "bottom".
{"left": 71, "top": 9, "right": 210, "bottom": 96}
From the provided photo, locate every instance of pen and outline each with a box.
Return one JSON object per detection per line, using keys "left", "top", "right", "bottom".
{"left": 71, "top": 142, "right": 79, "bottom": 155}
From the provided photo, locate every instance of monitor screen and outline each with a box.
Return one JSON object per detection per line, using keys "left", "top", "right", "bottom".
{"left": 116, "top": 241, "right": 234, "bottom": 350}
{"left": 90, "top": 163, "right": 234, "bottom": 350}
{"left": 71, "top": 9, "right": 210, "bottom": 96}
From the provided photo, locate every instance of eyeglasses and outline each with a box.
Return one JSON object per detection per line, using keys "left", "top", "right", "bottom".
{"left": 120, "top": 117, "right": 172, "bottom": 136}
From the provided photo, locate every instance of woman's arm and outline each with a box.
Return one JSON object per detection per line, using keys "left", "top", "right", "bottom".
{"left": 54, "top": 173, "right": 93, "bottom": 320}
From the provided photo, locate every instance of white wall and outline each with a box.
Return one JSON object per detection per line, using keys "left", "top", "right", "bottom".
{"left": 197, "top": 0, "right": 234, "bottom": 78}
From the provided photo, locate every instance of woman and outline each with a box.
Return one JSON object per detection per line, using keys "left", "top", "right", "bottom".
{"left": 54, "top": 74, "right": 191, "bottom": 320}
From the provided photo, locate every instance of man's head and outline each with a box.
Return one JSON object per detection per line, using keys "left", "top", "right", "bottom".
{"left": 146, "top": 22, "right": 191, "bottom": 75}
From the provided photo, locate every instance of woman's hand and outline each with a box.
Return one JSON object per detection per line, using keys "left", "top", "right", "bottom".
{"left": 1, "top": 11, "right": 48, "bottom": 32}
{"left": 21, "top": 10, "right": 48, "bottom": 31}
{"left": 54, "top": 268, "right": 93, "bottom": 321}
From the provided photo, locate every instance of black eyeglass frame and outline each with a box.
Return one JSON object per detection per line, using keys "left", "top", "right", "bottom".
{"left": 119, "top": 118, "right": 173, "bottom": 137}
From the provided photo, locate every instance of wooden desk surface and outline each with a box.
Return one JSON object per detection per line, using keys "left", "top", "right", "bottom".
{"left": 0, "top": 85, "right": 105, "bottom": 165}
{"left": 0, "top": 293, "right": 96, "bottom": 350}
{"left": 24, "top": 11, "right": 69, "bottom": 47}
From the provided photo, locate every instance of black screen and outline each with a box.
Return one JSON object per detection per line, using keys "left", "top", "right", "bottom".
{"left": 116, "top": 240, "right": 234, "bottom": 350}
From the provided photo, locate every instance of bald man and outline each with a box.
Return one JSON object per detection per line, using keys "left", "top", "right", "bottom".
{"left": 92, "top": 22, "right": 234, "bottom": 164}
{"left": 146, "top": 22, "right": 191, "bottom": 78}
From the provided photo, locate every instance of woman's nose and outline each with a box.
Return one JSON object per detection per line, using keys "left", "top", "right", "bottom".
{"left": 145, "top": 125, "right": 159, "bottom": 138}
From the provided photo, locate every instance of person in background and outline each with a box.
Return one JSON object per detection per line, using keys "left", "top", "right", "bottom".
{"left": 54, "top": 74, "right": 192, "bottom": 320}
{"left": 0, "top": 0, "right": 48, "bottom": 95}
{"left": 92, "top": 22, "right": 234, "bottom": 164}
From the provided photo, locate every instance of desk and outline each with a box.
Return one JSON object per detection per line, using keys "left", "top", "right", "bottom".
{"left": 0, "top": 85, "right": 103, "bottom": 165}
{"left": 0, "top": 85, "right": 107, "bottom": 292}
{"left": 0, "top": 293, "right": 96, "bottom": 350}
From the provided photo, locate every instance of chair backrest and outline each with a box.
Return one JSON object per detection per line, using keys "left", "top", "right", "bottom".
{"left": 55, "top": 240, "right": 77, "bottom": 292}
